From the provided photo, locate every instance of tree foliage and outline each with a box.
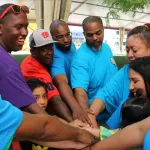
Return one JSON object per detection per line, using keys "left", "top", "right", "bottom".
{"left": 102, "top": 0, "right": 150, "bottom": 12}
{"left": 97, "top": 0, "right": 150, "bottom": 26}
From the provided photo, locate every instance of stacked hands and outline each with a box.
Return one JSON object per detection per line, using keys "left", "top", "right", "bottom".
{"left": 68, "top": 119, "right": 99, "bottom": 150}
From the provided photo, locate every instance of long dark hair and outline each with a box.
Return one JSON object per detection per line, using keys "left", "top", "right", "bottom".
{"left": 121, "top": 97, "right": 150, "bottom": 128}
{"left": 129, "top": 56, "right": 150, "bottom": 98}
{"left": 26, "top": 78, "right": 47, "bottom": 93}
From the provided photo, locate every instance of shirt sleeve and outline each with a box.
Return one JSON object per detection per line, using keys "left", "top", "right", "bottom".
{"left": 143, "top": 130, "right": 150, "bottom": 150}
{"left": 29, "top": 71, "right": 60, "bottom": 100}
{"left": 71, "top": 53, "right": 90, "bottom": 91}
{"left": 95, "top": 66, "right": 128, "bottom": 114}
{"left": 106, "top": 100, "right": 125, "bottom": 129}
{"left": 0, "top": 96, "right": 23, "bottom": 149}
{"left": 51, "top": 55, "right": 66, "bottom": 78}
{"left": 0, "top": 69, "right": 36, "bottom": 108}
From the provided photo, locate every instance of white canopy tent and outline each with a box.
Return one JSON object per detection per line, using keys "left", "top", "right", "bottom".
{"left": 0, "top": 0, "right": 149, "bottom": 29}
{"left": 69, "top": 0, "right": 150, "bottom": 29}
{"left": 0, "top": 0, "right": 149, "bottom": 53}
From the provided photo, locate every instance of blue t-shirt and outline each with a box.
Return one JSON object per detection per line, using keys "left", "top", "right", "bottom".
{"left": 71, "top": 42, "right": 118, "bottom": 104}
{"left": 143, "top": 129, "right": 150, "bottom": 150}
{"left": 51, "top": 43, "right": 76, "bottom": 85}
{"left": 95, "top": 65, "right": 130, "bottom": 115}
{"left": 0, "top": 96, "right": 23, "bottom": 149}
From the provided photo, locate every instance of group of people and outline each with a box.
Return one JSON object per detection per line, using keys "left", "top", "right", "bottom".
{"left": 1, "top": 2, "right": 150, "bottom": 150}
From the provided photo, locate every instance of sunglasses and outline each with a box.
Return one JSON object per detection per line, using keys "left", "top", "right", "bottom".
{"left": 0, "top": 5, "right": 29, "bottom": 19}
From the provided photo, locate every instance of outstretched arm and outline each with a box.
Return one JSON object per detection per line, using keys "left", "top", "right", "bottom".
{"left": 89, "top": 99, "right": 105, "bottom": 128}
{"left": 48, "top": 95, "right": 73, "bottom": 122}
{"left": 74, "top": 88, "right": 94, "bottom": 125}
{"left": 14, "top": 112, "right": 95, "bottom": 144}
{"left": 31, "top": 140, "right": 88, "bottom": 149}
{"left": 91, "top": 117, "right": 150, "bottom": 150}
{"left": 53, "top": 75, "right": 93, "bottom": 125}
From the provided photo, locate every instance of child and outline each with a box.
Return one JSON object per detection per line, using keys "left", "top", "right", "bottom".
{"left": 20, "top": 78, "right": 49, "bottom": 150}
{"left": 26, "top": 78, "right": 48, "bottom": 110}
{"left": 21, "top": 78, "right": 88, "bottom": 150}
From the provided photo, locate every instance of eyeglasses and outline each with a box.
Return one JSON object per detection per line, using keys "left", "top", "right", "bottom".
{"left": 53, "top": 32, "right": 72, "bottom": 41}
{"left": 0, "top": 5, "right": 29, "bottom": 19}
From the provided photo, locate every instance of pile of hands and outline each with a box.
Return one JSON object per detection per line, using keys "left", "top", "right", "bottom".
{"left": 69, "top": 119, "right": 92, "bottom": 130}
{"left": 68, "top": 119, "right": 99, "bottom": 150}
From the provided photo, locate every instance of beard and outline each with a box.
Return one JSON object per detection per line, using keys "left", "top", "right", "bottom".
{"left": 55, "top": 41, "right": 72, "bottom": 51}
{"left": 86, "top": 39, "right": 103, "bottom": 51}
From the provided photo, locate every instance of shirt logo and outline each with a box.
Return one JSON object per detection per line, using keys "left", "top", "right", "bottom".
{"left": 41, "top": 32, "right": 49, "bottom": 38}
{"left": 110, "top": 57, "right": 116, "bottom": 65}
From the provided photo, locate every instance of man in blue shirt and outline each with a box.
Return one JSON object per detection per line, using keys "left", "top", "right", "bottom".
{"left": 70, "top": 16, "right": 118, "bottom": 126}
{"left": 90, "top": 24, "right": 150, "bottom": 129}
{"left": 50, "top": 20, "right": 93, "bottom": 125}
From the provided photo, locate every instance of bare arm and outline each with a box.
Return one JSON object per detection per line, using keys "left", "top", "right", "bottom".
{"left": 47, "top": 95, "right": 73, "bottom": 122}
{"left": 54, "top": 75, "right": 93, "bottom": 124}
{"left": 53, "top": 75, "right": 80, "bottom": 111}
{"left": 90, "top": 98, "right": 105, "bottom": 116}
{"left": 74, "top": 88, "right": 95, "bottom": 125}
{"left": 14, "top": 112, "right": 95, "bottom": 144}
{"left": 74, "top": 88, "right": 89, "bottom": 109}
{"left": 88, "top": 114, "right": 98, "bottom": 128}
{"left": 21, "top": 102, "right": 47, "bottom": 114}
{"left": 91, "top": 117, "right": 150, "bottom": 150}
{"left": 53, "top": 75, "right": 81, "bottom": 116}
{"left": 31, "top": 140, "right": 88, "bottom": 149}
{"left": 89, "top": 98, "right": 106, "bottom": 128}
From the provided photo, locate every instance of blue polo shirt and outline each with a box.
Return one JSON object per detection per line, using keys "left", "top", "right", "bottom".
{"left": 51, "top": 43, "right": 76, "bottom": 85}
{"left": 71, "top": 42, "right": 118, "bottom": 105}
{"left": 0, "top": 96, "right": 23, "bottom": 149}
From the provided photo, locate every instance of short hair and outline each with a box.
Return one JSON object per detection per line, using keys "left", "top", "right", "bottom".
{"left": 82, "top": 16, "right": 103, "bottom": 32}
{"left": 127, "top": 24, "right": 150, "bottom": 48}
{"left": 129, "top": 56, "right": 150, "bottom": 97}
{"left": 0, "top": 3, "right": 14, "bottom": 23}
{"left": 50, "top": 19, "right": 67, "bottom": 35}
{"left": 26, "top": 78, "right": 47, "bottom": 93}
{"left": 121, "top": 97, "right": 150, "bottom": 128}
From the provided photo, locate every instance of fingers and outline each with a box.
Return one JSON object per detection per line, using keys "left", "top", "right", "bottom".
{"left": 72, "top": 110, "right": 94, "bottom": 127}
{"left": 87, "top": 109, "right": 95, "bottom": 115}
{"left": 84, "top": 117, "right": 93, "bottom": 126}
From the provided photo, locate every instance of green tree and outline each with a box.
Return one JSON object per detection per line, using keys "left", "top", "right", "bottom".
{"left": 97, "top": 0, "right": 150, "bottom": 25}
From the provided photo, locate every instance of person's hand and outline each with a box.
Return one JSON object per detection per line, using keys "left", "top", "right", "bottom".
{"left": 82, "top": 124, "right": 93, "bottom": 132}
{"left": 72, "top": 106, "right": 95, "bottom": 126}
{"left": 76, "top": 129, "right": 96, "bottom": 144}
{"left": 72, "top": 141, "right": 89, "bottom": 149}
{"left": 69, "top": 119, "right": 90, "bottom": 128}
{"left": 81, "top": 146, "right": 91, "bottom": 150}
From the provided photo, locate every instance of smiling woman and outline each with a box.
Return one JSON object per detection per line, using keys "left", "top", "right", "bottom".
{"left": 89, "top": 23, "right": 150, "bottom": 128}
{"left": 129, "top": 56, "right": 150, "bottom": 98}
